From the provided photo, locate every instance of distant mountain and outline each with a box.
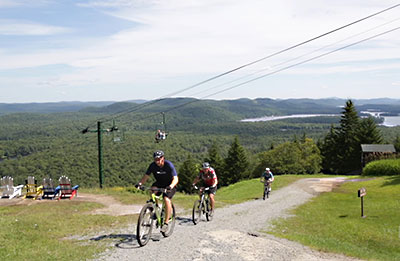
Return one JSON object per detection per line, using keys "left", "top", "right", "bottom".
{"left": 0, "top": 101, "right": 115, "bottom": 114}
{"left": 1, "top": 98, "right": 399, "bottom": 117}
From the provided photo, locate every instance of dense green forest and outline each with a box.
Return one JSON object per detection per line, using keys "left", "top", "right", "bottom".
{"left": 0, "top": 98, "right": 399, "bottom": 188}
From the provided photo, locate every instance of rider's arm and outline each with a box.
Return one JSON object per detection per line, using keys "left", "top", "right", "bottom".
{"left": 192, "top": 176, "right": 200, "bottom": 185}
{"left": 169, "top": 176, "right": 179, "bottom": 189}
{"left": 138, "top": 174, "right": 150, "bottom": 186}
{"left": 270, "top": 173, "right": 274, "bottom": 182}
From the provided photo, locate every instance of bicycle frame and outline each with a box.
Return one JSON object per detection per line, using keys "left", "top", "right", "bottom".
{"left": 136, "top": 187, "right": 176, "bottom": 246}
{"left": 148, "top": 190, "right": 166, "bottom": 227}
{"left": 192, "top": 186, "right": 213, "bottom": 224}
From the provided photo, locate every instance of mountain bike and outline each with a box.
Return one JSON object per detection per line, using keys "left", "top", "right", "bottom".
{"left": 192, "top": 186, "right": 213, "bottom": 225}
{"left": 263, "top": 179, "right": 272, "bottom": 200}
{"left": 136, "top": 187, "right": 176, "bottom": 247}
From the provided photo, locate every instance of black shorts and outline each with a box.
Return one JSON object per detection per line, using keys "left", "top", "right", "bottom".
{"left": 203, "top": 186, "right": 217, "bottom": 195}
{"left": 151, "top": 182, "right": 176, "bottom": 199}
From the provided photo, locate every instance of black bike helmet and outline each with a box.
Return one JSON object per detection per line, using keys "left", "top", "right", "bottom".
{"left": 202, "top": 162, "right": 210, "bottom": 169}
{"left": 153, "top": 150, "right": 164, "bottom": 158}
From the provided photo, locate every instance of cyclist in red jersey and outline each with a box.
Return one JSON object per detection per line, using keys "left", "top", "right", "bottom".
{"left": 192, "top": 162, "right": 218, "bottom": 214}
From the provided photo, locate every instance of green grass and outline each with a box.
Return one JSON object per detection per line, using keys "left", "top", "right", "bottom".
{"left": 269, "top": 176, "right": 400, "bottom": 260}
{"left": 217, "top": 175, "right": 303, "bottom": 205}
{"left": 2, "top": 174, "right": 378, "bottom": 261}
{"left": 0, "top": 201, "right": 134, "bottom": 261}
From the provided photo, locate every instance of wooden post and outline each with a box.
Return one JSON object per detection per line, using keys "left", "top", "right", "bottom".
{"left": 358, "top": 187, "right": 366, "bottom": 218}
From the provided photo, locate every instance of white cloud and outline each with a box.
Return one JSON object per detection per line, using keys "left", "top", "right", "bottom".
{"left": 0, "top": 19, "right": 73, "bottom": 35}
{"left": 1, "top": 0, "right": 400, "bottom": 102}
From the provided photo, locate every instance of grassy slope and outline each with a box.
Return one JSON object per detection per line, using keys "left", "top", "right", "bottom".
{"left": 269, "top": 176, "right": 400, "bottom": 260}
{"left": 1, "top": 175, "right": 398, "bottom": 260}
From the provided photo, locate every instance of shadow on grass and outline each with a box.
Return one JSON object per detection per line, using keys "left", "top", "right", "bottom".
{"left": 382, "top": 175, "right": 400, "bottom": 186}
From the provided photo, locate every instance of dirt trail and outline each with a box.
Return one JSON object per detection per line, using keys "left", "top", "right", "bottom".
{"left": 91, "top": 177, "right": 362, "bottom": 261}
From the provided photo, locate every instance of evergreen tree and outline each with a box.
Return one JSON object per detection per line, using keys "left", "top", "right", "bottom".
{"left": 394, "top": 135, "right": 400, "bottom": 153}
{"left": 178, "top": 154, "right": 199, "bottom": 193}
{"left": 320, "top": 125, "right": 340, "bottom": 173}
{"left": 320, "top": 100, "right": 384, "bottom": 174}
{"left": 223, "top": 137, "right": 249, "bottom": 185}
{"left": 358, "top": 117, "right": 383, "bottom": 144}
{"left": 204, "top": 142, "right": 224, "bottom": 181}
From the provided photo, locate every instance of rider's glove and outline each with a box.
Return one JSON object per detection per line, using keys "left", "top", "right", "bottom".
{"left": 135, "top": 183, "right": 142, "bottom": 189}
{"left": 166, "top": 185, "right": 172, "bottom": 191}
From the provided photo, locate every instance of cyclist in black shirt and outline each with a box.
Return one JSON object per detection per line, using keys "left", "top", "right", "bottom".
{"left": 136, "top": 150, "right": 179, "bottom": 233}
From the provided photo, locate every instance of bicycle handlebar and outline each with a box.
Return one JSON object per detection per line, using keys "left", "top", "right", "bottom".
{"left": 193, "top": 185, "right": 211, "bottom": 191}
{"left": 137, "top": 186, "right": 171, "bottom": 193}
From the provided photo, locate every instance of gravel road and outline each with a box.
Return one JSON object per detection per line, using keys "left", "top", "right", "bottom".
{"left": 94, "top": 178, "right": 362, "bottom": 261}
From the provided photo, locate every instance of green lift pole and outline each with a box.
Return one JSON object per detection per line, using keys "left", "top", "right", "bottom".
{"left": 97, "top": 121, "right": 104, "bottom": 188}
{"left": 82, "top": 121, "right": 118, "bottom": 189}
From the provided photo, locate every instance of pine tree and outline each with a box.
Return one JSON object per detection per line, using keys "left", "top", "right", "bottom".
{"left": 358, "top": 117, "right": 383, "bottom": 144}
{"left": 320, "top": 100, "right": 384, "bottom": 174}
{"left": 394, "top": 135, "right": 400, "bottom": 153}
{"left": 204, "top": 142, "right": 224, "bottom": 181}
{"left": 223, "top": 137, "right": 249, "bottom": 185}
{"left": 178, "top": 154, "right": 199, "bottom": 193}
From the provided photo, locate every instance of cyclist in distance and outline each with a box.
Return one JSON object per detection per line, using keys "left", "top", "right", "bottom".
{"left": 192, "top": 162, "right": 218, "bottom": 215}
{"left": 262, "top": 167, "right": 274, "bottom": 190}
{"left": 136, "top": 150, "right": 179, "bottom": 233}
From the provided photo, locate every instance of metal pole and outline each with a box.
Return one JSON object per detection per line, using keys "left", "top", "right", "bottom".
{"left": 97, "top": 121, "right": 104, "bottom": 188}
{"left": 361, "top": 196, "right": 364, "bottom": 217}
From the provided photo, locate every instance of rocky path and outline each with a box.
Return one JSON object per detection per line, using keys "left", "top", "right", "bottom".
{"left": 92, "top": 178, "right": 362, "bottom": 261}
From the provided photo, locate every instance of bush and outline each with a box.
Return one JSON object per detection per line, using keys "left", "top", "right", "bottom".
{"left": 362, "top": 159, "right": 400, "bottom": 176}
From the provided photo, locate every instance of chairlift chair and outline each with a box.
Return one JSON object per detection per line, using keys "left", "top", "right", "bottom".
{"left": 155, "top": 112, "right": 168, "bottom": 143}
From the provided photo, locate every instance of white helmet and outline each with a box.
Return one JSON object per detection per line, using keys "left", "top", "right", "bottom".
{"left": 265, "top": 168, "right": 270, "bottom": 171}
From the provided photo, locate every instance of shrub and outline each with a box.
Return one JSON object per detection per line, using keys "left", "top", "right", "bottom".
{"left": 362, "top": 158, "right": 400, "bottom": 176}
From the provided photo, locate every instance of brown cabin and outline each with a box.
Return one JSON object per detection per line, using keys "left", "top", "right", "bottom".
{"left": 361, "top": 144, "right": 396, "bottom": 167}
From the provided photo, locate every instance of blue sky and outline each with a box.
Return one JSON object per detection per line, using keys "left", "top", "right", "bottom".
{"left": 0, "top": 0, "right": 399, "bottom": 103}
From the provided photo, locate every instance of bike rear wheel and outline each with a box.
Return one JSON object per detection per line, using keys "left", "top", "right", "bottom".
{"left": 205, "top": 198, "right": 213, "bottom": 221}
{"left": 192, "top": 200, "right": 202, "bottom": 225}
{"left": 137, "top": 203, "right": 154, "bottom": 247}
{"left": 161, "top": 203, "right": 176, "bottom": 237}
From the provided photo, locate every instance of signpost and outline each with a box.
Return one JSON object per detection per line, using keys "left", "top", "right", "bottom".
{"left": 357, "top": 187, "right": 367, "bottom": 218}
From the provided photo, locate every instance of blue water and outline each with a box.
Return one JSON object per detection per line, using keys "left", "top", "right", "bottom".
{"left": 381, "top": 116, "right": 400, "bottom": 127}
{"left": 241, "top": 114, "right": 400, "bottom": 127}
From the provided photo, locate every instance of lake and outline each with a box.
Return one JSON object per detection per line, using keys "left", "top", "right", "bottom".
{"left": 241, "top": 114, "right": 400, "bottom": 127}
{"left": 382, "top": 116, "right": 400, "bottom": 127}
{"left": 240, "top": 114, "right": 339, "bottom": 122}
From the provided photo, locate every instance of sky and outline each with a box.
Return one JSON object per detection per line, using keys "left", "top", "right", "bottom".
{"left": 0, "top": 0, "right": 399, "bottom": 103}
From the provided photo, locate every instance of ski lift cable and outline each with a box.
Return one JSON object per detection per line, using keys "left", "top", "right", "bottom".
{"left": 187, "top": 16, "right": 400, "bottom": 98}
{"left": 160, "top": 3, "right": 400, "bottom": 98}
{"left": 82, "top": 3, "right": 400, "bottom": 130}
{"left": 136, "top": 25, "right": 400, "bottom": 118}
{"left": 201, "top": 26, "right": 400, "bottom": 100}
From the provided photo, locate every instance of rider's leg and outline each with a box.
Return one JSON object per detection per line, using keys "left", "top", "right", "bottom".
{"left": 164, "top": 196, "right": 172, "bottom": 224}
{"left": 209, "top": 193, "right": 215, "bottom": 211}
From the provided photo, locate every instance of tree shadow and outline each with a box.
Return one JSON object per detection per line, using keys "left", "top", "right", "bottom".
{"left": 381, "top": 175, "right": 400, "bottom": 186}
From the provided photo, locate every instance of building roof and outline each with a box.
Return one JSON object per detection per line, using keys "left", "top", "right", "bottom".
{"left": 361, "top": 144, "right": 396, "bottom": 153}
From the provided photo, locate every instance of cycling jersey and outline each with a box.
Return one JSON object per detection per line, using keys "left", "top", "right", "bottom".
{"left": 146, "top": 160, "right": 178, "bottom": 188}
{"left": 198, "top": 167, "right": 218, "bottom": 187}
{"left": 262, "top": 171, "right": 274, "bottom": 184}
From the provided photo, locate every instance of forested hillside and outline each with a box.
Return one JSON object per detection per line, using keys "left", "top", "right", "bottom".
{"left": 0, "top": 98, "right": 399, "bottom": 187}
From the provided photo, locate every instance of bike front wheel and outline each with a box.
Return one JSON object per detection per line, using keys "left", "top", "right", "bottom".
{"left": 161, "top": 203, "right": 176, "bottom": 237}
{"left": 192, "top": 200, "right": 202, "bottom": 225}
{"left": 137, "top": 203, "right": 154, "bottom": 247}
